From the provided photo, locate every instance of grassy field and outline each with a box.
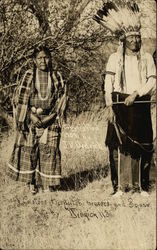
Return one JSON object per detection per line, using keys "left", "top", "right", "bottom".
{"left": 0, "top": 110, "right": 156, "bottom": 250}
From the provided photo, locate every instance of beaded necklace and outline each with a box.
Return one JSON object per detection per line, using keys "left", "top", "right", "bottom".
{"left": 35, "top": 69, "right": 52, "bottom": 101}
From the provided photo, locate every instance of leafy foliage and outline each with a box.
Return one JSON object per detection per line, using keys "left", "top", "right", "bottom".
{"left": 0, "top": 0, "right": 155, "bottom": 119}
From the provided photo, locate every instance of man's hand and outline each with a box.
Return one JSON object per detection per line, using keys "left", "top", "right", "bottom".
{"left": 124, "top": 91, "right": 138, "bottom": 106}
{"left": 106, "top": 106, "right": 116, "bottom": 123}
{"left": 30, "top": 113, "right": 43, "bottom": 128}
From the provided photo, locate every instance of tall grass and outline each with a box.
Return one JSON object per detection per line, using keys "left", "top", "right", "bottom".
{"left": 61, "top": 109, "right": 109, "bottom": 176}
{"left": 0, "top": 109, "right": 156, "bottom": 250}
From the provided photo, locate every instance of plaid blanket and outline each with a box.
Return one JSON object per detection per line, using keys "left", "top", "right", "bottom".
{"left": 9, "top": 68, "right": 67, "bottom": 187}
{"left": 15, "top": 70, "right": 33, "bottom": 126}
{"left": 14, "top": 69, "right": 68, "bottom": 130}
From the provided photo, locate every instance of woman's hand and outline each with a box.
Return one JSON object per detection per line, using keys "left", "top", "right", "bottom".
{"left": 124, "top": 91, "right": 138, "bottom": 106}
{"left": 41, "top": 116, "right": 51, "bottom": 127}
{"left": 41, "top": 113, "right": 57, "bottom": 127}
{"left": 30, "top": 113, "right": 43, "bottom": 128}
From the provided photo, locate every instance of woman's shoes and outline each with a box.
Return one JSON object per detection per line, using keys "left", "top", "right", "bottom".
{"left": 37, "top": 185, "right": 61, "bottom": 193}
{"left": 29, "top": 184, "right": 37, "bottom": 195}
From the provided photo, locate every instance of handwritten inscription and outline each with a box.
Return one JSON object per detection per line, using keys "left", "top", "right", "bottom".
{"left": 86, "top": 198, "right": 150, "bottom": 210}
{"left": 9, "top": 195, "right": 151, "bottom": 221}
{"left": 64, "top": 207, "right": 112, "bottom": 220}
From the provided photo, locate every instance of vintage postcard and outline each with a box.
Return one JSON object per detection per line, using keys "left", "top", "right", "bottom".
{"left": 0, "top": 0, "right": 156, "bottom": 249}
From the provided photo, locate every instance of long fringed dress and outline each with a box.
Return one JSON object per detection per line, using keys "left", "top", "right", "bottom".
{"left": 8, "top": 69, "right": 66, "bottom": 189}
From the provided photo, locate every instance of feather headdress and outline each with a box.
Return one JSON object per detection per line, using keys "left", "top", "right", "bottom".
{"left": 93, "top": 0, "right": 141, "bottom": 39}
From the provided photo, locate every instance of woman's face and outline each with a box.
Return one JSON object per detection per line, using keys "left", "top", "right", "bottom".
{"left": 34, "top": 51, "right": 50, "bottom": 71}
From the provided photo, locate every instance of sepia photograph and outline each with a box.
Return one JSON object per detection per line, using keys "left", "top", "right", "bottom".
{"left": 0, "top": 0, "right": 156, "bottom": 249}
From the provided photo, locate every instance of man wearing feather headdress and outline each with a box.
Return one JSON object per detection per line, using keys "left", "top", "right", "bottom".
{"left": 94, "top": 0, "right": 156, "bottom": 196}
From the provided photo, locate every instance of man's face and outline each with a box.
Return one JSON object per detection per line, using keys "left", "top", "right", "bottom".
{"left": 34, "top": 51, "right": 50, "bottom": 71}
{"left": 125, "top": 34, "right": 141, "bottom": 52}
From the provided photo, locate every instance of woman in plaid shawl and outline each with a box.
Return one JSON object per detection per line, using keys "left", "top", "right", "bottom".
{"left": 8, "top": 46, "right": 68, "bottom": 194}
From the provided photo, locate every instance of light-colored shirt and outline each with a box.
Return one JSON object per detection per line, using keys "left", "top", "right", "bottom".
{"left": 105, "top": 52, "right": 156, "bottom": 106}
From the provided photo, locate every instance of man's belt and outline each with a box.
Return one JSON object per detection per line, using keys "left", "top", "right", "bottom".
{"left": 111, "top": 92, "right": 156, "bottom": 105}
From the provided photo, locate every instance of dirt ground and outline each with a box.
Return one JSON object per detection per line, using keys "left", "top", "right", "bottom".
{"left": 0, "top": 119, "right": 156, "bottom": 250}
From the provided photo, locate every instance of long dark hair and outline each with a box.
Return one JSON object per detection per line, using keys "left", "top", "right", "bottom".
{"left": 32, "top": 45, "right": 54, "bottom": 95}
{"left": 153, "top": 50, "right": 156, "bottom": 66}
